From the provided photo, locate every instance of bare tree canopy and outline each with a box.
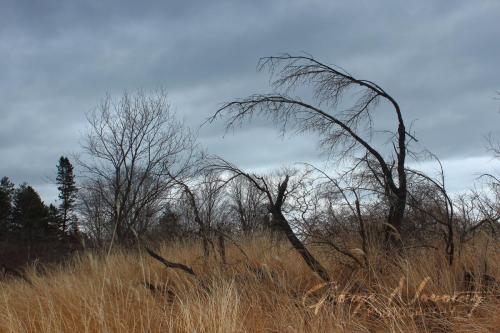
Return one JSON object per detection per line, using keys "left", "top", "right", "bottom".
{"left": 210, "top": 54, "right": 410, "bottom": 243}
{"left": 78, "top": 89, "right": 196, "bottom": 243}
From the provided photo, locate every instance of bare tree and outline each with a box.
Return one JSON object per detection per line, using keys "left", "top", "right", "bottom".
{"left": 210, "top": 55, "right": 411, "bottom": 245}
{"left": 405, "top": 155, "right": 455, "bottom": 264}
{"left": 78, "top": 89, "right": 195, "bottom": 244}
{"left": 173, "top": 171, "right": 230, "bottom": 262}
{"left": 228, "top": 177, "right": 267, "bottom": 234}
{"left": 453, "top": 126, "right": 499, "bottom": 245}
{"left": 302, "top": 167, "right": 371, "bottom": 268}
{"left": 455, "top": 182, "right": 500, "bottom": 246}
{"left": 78, "top": 181, "right": 110, "bottom": 246}
{"left": 205, "top": 157, "right": 331, "bottom": 282}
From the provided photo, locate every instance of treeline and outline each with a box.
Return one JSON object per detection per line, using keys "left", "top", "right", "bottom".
{"left": 0, "top": 157, "right": 79, "bottom": 265}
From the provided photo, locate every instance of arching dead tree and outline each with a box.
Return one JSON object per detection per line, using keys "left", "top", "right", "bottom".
{"left": 210, "top": 54, "right": 410, "bottom": 245}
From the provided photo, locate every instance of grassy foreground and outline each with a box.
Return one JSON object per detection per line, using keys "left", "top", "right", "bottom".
{"left": 0, "top": 237, "right": 498, "bottom": 333}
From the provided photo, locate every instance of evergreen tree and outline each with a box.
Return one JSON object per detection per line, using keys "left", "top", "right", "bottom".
{"left": 56, "top": 157, "right": 78, "bottom": 235}
{"left": 11, "top": 184, "right": 50, "bottom": 244}
{"left": 0, "top": 177, "right": 15, "bottom": 238}
{"left": 47, "top": 203, "right": 63, "bottom": 239}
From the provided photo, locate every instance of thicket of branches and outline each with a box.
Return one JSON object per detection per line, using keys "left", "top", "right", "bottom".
{"left": 72, "top": 57, "right": 498, "bottom": 282}
{"left": 1, "top": 56, "right": 498, "bottom": 281}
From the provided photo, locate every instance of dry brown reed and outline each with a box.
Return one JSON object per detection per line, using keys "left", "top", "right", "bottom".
{"left": 0, "top": 236, "right": 498, "bottom": 332}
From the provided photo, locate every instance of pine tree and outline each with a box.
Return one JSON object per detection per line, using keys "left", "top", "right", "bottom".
{"left": 11, "top": 184, "right": 50, "bottom": 244}
{"left": 47, "top": 203, "right": 63, "bottom": 239}
{"left": 56, "top": 157, "right": 78, "bottom": 235}
{"left": 0, "top": 177, "right": 15, "bottom": 238}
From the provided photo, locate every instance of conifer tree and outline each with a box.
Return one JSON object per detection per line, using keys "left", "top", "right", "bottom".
{"left": 0, "top": 177, "right": 15, "bottom": 238}
{"left": 47, "top": 203, "right": 63, "bottom": 239}
{"left": 56, "top": 157, "right": 78, "bottom": 235}
{"left": 11, "top": 184, "right": 50, "bottom": 244}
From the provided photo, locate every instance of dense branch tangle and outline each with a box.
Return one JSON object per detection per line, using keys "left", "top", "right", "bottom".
{"left": 203, "top": 157, "right": 331, "bottom": 281}
{"left": 210, "top": 55, "right": 409, "bottom": 241}
{"left": 79, "top": 90, "right": 195, "bottom": 243}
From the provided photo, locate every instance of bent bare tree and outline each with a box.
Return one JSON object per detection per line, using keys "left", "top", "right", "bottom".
{"left": 210, "top": 54, "right": 409, "bottom": 244}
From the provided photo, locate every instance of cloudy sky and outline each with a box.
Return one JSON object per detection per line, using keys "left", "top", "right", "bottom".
{"left": 1, "top": 0, "right": 499, "bottom": 204}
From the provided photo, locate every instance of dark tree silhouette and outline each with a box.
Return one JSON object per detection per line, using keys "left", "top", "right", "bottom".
{"left": 47, "top": 203, "right": 63, "bottom": 238}
{"left": 0, "top": 177, "right": 15, "bottom": 238}
{"left": 56, "top": 156, "right": 78, "bottom": 236}
{"left": 211, "top": 54, "right": 410, "bottom": 245}
{"left": 11, "top": 185, "right": 51, "bottom": 245}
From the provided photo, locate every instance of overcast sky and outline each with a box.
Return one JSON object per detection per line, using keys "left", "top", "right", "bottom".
{"left": 1, "top": 0, "right": 499, "bottom": 204}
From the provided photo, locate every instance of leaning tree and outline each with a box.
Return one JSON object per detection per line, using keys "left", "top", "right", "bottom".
{"left": 204, "top": 157, "right": 331, "bottom": 281}
{"left": 210, "top": 54, "right": 412, "bottom": 245}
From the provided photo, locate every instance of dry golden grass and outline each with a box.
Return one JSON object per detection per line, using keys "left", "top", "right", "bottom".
{"left": 0, "top": 236, "right": 498, "bottom": 333}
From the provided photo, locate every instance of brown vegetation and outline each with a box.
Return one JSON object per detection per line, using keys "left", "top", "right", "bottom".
{"left": 0, "top": 235, "right": 498, "bottom": 333}
{"left": 1, "top": 55, "right": 498, "bottom": 332}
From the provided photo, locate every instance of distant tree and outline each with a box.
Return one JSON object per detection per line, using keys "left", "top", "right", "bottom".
{"left": 205, "top": 158, "right": 331, "bottom": 281}
{"left": 0, "top": 177, "right": 15, "bottom": 238}
{"left": 152, "top": 204, "right": 186, "bottom": 244}
{"left": 11, "top": 184, "right": 51, "bottom": 245}
{"left": 56, "top": 156, "right": 78, "bottom": 235}
{"left": 47, "top": 203, "right": 63, "bottom": 238}
{"left": 78, "top": 182, "right": 109, "bottom": 246}
{"left": 171, "top": 171, "right": 227, "bottom": 262}
{"left": 228, "top": 177, "right": 267, "bottom": 234}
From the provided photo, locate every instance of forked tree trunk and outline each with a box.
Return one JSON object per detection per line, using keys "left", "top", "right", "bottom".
{"left": 269, "top": 176, "right": 330, "bottom": 282}
{"left": 271, "top": 209, "right": 330, "bottom": 282}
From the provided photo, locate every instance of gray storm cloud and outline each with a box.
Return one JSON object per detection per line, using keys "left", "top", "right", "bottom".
{"left": 0, "top": 0, "right": 499, "bottom": 202}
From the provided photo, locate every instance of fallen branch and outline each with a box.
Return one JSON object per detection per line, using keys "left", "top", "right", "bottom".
{"left": 131, "top": 229, "right": 197, "bottom": 277}
{"left": 145, "top": 247, "right": 196, "bottom": 276}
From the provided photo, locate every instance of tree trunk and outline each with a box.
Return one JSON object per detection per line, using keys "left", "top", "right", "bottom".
{"left": 202, "top": 235, "right": 210, "bottom": 261}
{"left": 217, "top": 233, "right": 226, "bottom": 265}
{"left": 271, "top": 209, "right": 330, "bottom": 282}
{"left": 386, "top": 192, "right": 406, "bottom": 247}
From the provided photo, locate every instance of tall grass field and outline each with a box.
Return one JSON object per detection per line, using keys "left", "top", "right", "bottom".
{"left": 0, "top": 236, "right": 498, "bottom": 332}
